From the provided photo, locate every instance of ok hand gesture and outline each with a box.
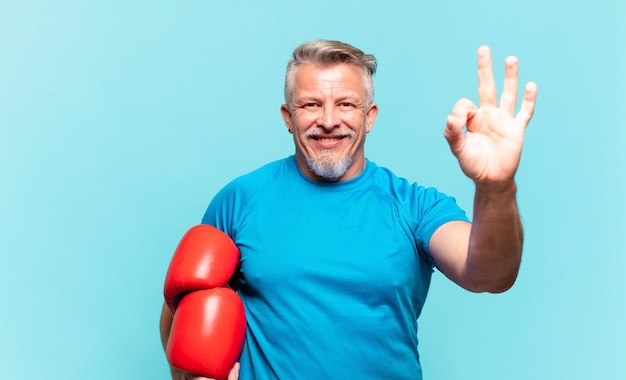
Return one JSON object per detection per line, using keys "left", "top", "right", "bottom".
{"left": 444, "top": 46, "right": 537, "bottom": 188}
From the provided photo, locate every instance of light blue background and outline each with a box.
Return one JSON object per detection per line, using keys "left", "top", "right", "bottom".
{"left": 1, "top": 1, "right": 624, "bottom": 378}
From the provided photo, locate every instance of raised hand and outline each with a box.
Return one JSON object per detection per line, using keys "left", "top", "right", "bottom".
{"left": 444, "top": 46, "right": 537, "bottom": 188}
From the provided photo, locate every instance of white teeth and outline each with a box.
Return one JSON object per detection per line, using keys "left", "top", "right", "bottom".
{"left": 315, "top": 137, "right": 342, "bottom": 142}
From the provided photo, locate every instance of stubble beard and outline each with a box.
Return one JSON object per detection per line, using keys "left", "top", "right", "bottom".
{"left": 301, "top": 128, "right": 358, "bottom": 181}
{"left": 305, "top": 150, "right": 353, "bottom": 180}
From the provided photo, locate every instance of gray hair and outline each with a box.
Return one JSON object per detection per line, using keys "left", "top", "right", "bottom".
{"left": 284, "top": 40, "right": 377, "bottom": 105}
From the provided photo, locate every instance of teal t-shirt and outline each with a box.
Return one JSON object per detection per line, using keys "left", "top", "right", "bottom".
{"left": 202, "top": 156, "right": 468, "bottom": 379}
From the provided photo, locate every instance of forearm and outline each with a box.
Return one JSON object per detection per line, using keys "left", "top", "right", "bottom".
{"left": 160, "top": 302, "right": 173, "bottom": 351}
{"left": 467, "top": 181, "right": 523, "bottom": 293}
{"left": 161, "top": 304, "right": 186, "bottom": 379}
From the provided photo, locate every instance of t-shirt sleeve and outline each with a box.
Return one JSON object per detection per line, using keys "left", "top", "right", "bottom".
{"left": 413, "top": 186, "right": 469, "bottom": 261}
{"left": 201, "top": 179, "right": 247, "bottom": 239}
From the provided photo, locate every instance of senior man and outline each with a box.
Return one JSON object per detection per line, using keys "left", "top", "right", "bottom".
{"left": 160, "top": 39, "right": 537, "bottom": 380}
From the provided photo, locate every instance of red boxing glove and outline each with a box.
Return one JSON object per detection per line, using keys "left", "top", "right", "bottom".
{"left": 163, "top": 224, "right": 246, "bottom": 380}
{"left": 167, "top": 288, "right": 246, "bottom": 379}
{"left": 164, "top": 224, "right": 240, "bottom": 314}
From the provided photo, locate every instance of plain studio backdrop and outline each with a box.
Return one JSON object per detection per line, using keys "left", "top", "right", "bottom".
{"left": 1, "top": 1, "right": 624, "bottom": 378}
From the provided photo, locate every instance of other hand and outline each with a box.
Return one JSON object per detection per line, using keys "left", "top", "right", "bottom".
{"left": 444, "top": 46, "right": 537, "bottom": 188}
{"left": 170, "top": 363, "right": 240, "bottom": 380}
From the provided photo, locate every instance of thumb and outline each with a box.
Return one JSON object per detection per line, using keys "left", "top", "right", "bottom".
{"left": 227, "top": 362, "right": 240, "bottom": 380}
{"left": 444, "top": 114, "right": 466, "bottom": 157}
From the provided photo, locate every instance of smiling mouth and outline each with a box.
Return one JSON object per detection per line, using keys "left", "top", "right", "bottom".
{"left": 305, "top": 129, "right": 355, "bottom": 148}
{"left": 310, "top": 135, "right": 348, "bottom": 150}
{"left": 311, "top": 135, "right": 347, "bottom": 141}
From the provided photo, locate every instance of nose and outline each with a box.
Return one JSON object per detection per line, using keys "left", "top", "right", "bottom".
{"left": 317, "top": 104, "right": 341, "bottom": 131}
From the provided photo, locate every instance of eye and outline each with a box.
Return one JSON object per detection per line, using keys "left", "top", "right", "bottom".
{"left": 339, "top": 102, "right": 354, "bottom": 108}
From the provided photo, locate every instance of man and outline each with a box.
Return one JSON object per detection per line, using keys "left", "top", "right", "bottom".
{"left": 160, "top": 39, "right": 537, "bottom": 379}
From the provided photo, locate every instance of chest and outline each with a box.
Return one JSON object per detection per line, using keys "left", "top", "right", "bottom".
{"left": 233, "top": 188, "right": 431, "bottom": 311}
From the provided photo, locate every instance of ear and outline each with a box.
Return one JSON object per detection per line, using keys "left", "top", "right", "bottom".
{"left": 281, "top": 104, "right": 293, "bottom": 133}
{"left": 365, "top": 102, "right": 378, "bottom": 133}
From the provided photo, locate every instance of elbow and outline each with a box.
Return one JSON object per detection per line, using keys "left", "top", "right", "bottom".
{"left": 463, "top": 253, "right": 521, "bottom": 293}
{"left": 484, "top": 277, "right": 517, "bottom": 293}
{"left": 465, "top": 271, "right": 519, "bottom": 294}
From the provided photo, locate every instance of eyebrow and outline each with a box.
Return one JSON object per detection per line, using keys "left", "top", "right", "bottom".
{"left": 294, "top": 94, "right": 362, "bottom": 104}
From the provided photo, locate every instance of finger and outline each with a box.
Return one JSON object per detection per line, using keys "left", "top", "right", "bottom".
{"left": 500, "top": 56, "right": 519, "bottom": 115}
{"left": 444, "top": 115, "right": 464, "bottom": 154}
{"left": 448, "top": 97, "right": 477, "bottom": 130}
{"left": 477, "top": 46, "right": 497, "bottom": 107}
{"left": 515, "top": 81, "right": 537, "bottom": 127}
{"left": 445, "top": 113, "right": 465, "bottom": 138}
{"left": 227, "top": 362, "right": 240, "bottom": 380}
{"left": 445, "top": 99, "right": 475, "bottom": 156}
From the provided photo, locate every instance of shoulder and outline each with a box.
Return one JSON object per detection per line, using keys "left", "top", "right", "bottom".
{"left": 202, "top": 157, "right": 297, "bottom": 229}
{"left": 209, "top": 156, "right": 302, "bottom": 210}
{"left": 367, "top": 159, "right": 467, "bottom": 219}
{"left": 222, "top": 157, "right": 295, "bottom": 194}
{"left": 367, "top": 161, "right": 437, "bottom": 201}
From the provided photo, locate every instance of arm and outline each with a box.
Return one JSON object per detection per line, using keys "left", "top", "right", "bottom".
{"left": 159, "top": 304, "right": 188, "bottom": 380}
{"left": 160, "top": 302, "right": 173, "bottom": 352}
{"left": 430, "top": 184, "right": 522, "bottom": 293}
{"left": 430, "top": 46, "right": 537, "bottom": 293}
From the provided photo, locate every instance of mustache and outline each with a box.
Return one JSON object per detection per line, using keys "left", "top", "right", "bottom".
{"left": 303, "top": 128, "right": 356, "bottom": 139}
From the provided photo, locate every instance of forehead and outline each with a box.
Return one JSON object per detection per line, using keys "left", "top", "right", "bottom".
{"left": 293, "top": 63, "right": 366, "bottom": 94}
